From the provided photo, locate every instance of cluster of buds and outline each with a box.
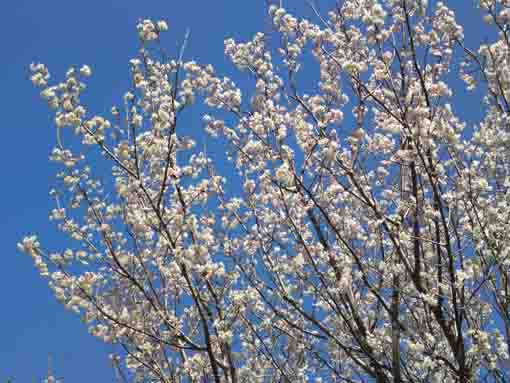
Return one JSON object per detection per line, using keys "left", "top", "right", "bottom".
{"left": 137, "top": 19, "right": 168, "bottom": 41}
{"left": 30, "top": 62, "right": 50, "bottom": 87}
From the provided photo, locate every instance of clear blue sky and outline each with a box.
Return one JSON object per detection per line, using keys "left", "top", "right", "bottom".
{"left": 0, "top": 1, "right": 485, "bottom": 382}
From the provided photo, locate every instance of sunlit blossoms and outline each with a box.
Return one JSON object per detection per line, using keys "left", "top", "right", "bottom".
{"left": 21, "top": 1, "right": 510, "bottom": 382}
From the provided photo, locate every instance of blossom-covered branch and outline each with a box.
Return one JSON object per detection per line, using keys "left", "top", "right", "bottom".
{"left": 22, "top": 2, "right": 510, "bottom": 382}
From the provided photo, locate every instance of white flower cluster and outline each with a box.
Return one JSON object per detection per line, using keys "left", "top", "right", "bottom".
{"left": 136, "top": 19, "right": 168, "bottom": 41}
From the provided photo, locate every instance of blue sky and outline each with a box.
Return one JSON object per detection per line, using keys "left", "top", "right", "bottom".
{"left": 0, "top": 1, "right": 486, "bottom": 382}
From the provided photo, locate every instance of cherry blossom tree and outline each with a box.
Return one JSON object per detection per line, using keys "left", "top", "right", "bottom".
{"left": 21, "top": 1, "right": 510, "bottom": 382}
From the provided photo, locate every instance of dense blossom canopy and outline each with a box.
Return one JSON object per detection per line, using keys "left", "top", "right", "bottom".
{"left": 21, "top": 1, "right": 510, "bottom": 382}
